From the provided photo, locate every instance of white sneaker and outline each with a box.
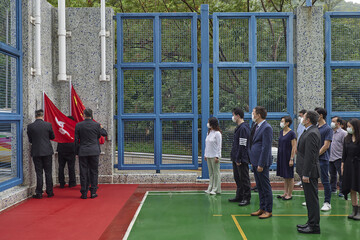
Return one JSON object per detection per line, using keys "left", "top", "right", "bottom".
{"left": 205, "top": 190, "right": 210, "bottom": 194}
{"left": 210, "top": 191, "right": 216, "bottom": 195}
{"left": 321, "top": 202, "right": 331, "bottom": 211}
{"left": 302, "top": 202, "right": 307, "bottom": 206}
{"left": 295, "top": 181, "right": 302, "bottom": 186}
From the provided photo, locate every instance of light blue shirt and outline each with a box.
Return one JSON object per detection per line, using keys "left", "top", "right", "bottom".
{"left": 297, "top": 122, "right": 305, "bottom": 141}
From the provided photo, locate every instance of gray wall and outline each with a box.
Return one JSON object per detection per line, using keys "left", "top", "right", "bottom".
{"left": 22, "top": 0, "right": 115, "bottom": 190}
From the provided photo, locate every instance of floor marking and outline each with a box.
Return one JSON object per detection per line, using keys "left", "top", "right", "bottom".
{"left": 123, "top": 191, "right": 149, "bottom": 240}
{"left": 213, "top": 214, "right": 222, "bottom": 216}
{"left": 232, "top": 215, "right": 247, "bottom": 240}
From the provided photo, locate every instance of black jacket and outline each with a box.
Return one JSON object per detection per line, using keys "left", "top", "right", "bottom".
{"left": 57, "top": 142, "right": 75, "bottom": 154}
{"left": 296, "top": 125, "right": 321, "bottom": 178}
{"left": 27, "top": 119, "right": 55, "bottom": 157}
{"left": 231, "top": 122, "right": 250, "bottom": 164}
{"left": 75, "top": 119, "right": 107, "bottom": 156}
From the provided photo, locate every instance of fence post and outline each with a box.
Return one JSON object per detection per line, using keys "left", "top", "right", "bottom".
{"left": 201, "top": 4, "right": 209, "bottom": 179}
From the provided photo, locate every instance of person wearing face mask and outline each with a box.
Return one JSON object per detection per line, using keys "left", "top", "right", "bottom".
{"left": 276, "top": 116, "right": 297, "bottom": 200}
{"left": 228, "top": 108, "right": 251, "bottom": 206}
{"left": 341, "top": 119, "right": 360, "bottom": 220}
{"left": 329, "top": 116, "right": 347, "bottom": 197}
{"left": 296, "top": 111, "right": 321, "bottom": 234}
{"left": 314, "top": 107, "right": 333, "bottom": 212}
{"left": 204, "top": 117, "right": 222, "bottom": 195}
{"left": 248, "top": 106, "right": 273, "bottom": 219}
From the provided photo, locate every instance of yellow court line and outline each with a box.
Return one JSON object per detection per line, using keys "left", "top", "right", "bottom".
{"left": 231, "top": 215, "right": 247, "bottom": 240}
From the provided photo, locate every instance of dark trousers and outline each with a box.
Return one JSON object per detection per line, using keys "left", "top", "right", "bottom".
{"left": 319, "top": 159, "right": 331, "bottom": 203}
{"left": 329, "top": 159, "right": 342, "bottom": 192}
{"left": 58, "top": 153, "right": 76, "bottom": 186}
{"left": 253, "top": 166, "right": 273, "bottom": 212}
{"left": 232, "top": 161, "right": 251, "bottom": 201}
{"left": 79, "top": 155, "right": 99, "bottom": 195}
{"left": 302, "top": 177, "right": 320, "bottom": 227}
{"left": 33, "top": 155, "right": 53, "bottom": 195}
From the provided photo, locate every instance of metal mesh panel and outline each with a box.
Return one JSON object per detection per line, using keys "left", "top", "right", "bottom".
{"left": 0, "top": 53, "right": 17, "bottom": 113}
{"left": 161, "top": 18, "right": 192, "bottom": 62}
{"left": 331, "top": 18, "right": 360, "bottom": 61}
{"left": 0, "top": 123, "right": 17, "bottom": 184}
{"left": 257, "top": 18, "right": 287, "bottom": 62}
{"left": 257, "top": 69, "right": 287, "bottom": 112}
{"left": 123, "top": 70, "right": 154, "bottom": 113}
{"left": 0, "top": 0, "right": 16, "bottom": 48}
{"left": 219, "top": 69, "right": 249, "bottom": 113}
{"left": 123, "top": 19, "right": 153, "bottom": 62}
{"left": 162, "top": 69, "right": 192, "bottom": 113}
{"left": 219, "top": 18, "right": 249, "bottom": 62}
{"left": 162, "top": 120, "right": 192, "bottom": 164}
{"left": 332, "top": 68, "right": 360, "bottom": 112}
{"left": 123, "top": 121, "right": 154, "bottom": 164}
{"left": 266, "top": 119, "right": 282, "bottom": 164}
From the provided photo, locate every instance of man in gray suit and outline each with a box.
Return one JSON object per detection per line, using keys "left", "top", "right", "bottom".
{"left": 75, "top": 108, "right": 107, "bottom": 199}
{"left": 296, "top": 111, "right": 321, "bottom": 234}
{"left": 27, "top": 109, "right": 55, "bottom": 199}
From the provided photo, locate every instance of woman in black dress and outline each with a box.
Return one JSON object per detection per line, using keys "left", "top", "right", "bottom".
{"left": 341, "top": 118, "right": 360, "bottom": 220}
{"left": 276, "top": 116, "right": 297, "bottom": 200}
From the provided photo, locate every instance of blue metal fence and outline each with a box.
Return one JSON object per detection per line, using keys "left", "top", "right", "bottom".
{"left": 0, "top": 0, "right": 23, "bottom": 192}
{"left": 115, "top": 6, "right": 295, "bottom": 178}
{"left": 325, "top": 12, "right": 360, "bottom": 123}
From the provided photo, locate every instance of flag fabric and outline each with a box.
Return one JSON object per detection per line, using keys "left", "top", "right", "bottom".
{"left": 71, "top": 85, "right": 105, "bottom": 144}
{"left": 44, "top": 93, "right": 77, "bottom": 143}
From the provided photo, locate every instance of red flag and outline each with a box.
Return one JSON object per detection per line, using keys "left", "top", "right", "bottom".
{"left": 44, "top": 93, "right": 77, "bottom": 143}
{"left": 71, "top": 85, "right": 105, "bottom": 144}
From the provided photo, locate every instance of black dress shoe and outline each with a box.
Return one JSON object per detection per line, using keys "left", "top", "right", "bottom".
{"left": 228, "top": 198, "right": 242, "bottom": 202}
{"left": 238, "top": 200, "right": 250, "bottom": 206}
{"left": 32, "top": 194, "right": 42, "bottom": 199}
{"left": 69, "top": 184, "right": 77, "bottom": 188}
{"left": 59, "top": 184, "right": 65, "bottom": 188}
{"left": 297, "top": 223, "right": 308, "bottom": 228}
{"left": 47, "top": 193, "right": 54, "bottom": 198}
{"left": 80, "top": 194, "right": 87, "bottom": 199}
{"left": 91, "top": 194, "right": 98, "bottom": 199}
{"left": 297, "top": 226, "right": 320, "bottom": 234}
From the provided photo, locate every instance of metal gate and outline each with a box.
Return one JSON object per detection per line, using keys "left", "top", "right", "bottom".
{"left": 115, "top": 5, "right": 294, "bottom": 177}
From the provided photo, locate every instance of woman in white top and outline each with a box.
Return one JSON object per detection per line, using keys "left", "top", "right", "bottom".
{"left": 204, "top": 117, "right": 222, "bottom": 195}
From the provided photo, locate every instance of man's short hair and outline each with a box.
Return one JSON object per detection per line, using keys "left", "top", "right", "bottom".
{"left": 315, "top": 107, "right": 327, "bottom": 119}
{"left": 332, "top": 116, "right": 342, "bottom": 124}
{"left": 306, "top": 111, "right": 319, "bottom": 125}
{"left": 254, "top": 106, "right": 267, "bottom": 119}
{"left": 282, "top": 116, "right": 293, "bottom": 126}
{"left": 83, "top": 108, "right": 93, "bottom": 118}
{"left": 232, "top": 108, "right": 244, "bottom": 119}
{"left": 35, "top": 109, "right": 44, "bottom": 118}
{"left": 299, "top": 109, "right": 307, "bottom": 115}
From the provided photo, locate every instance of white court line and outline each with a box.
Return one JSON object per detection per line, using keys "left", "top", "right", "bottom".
{"left": 123, "top": 191, "right": 149, "bottom": 240}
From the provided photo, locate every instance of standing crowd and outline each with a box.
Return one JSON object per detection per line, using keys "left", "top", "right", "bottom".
{"left": 204, "top": 106, "right": 360, "bottom": 234}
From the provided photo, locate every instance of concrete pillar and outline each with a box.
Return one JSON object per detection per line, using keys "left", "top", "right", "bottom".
{"left": 294, "top": 6, "right": 324, "bottom": 113}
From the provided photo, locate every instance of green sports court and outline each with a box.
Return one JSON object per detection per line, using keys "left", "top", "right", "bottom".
{"left": 125, "top": 190, "right": 359, "bottom": 240}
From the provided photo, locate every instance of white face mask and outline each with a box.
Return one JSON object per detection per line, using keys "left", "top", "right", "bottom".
{"left": 347, "top": 127, "right": 354, "bottom": 135}
{"left": 232, "top": 116, "right": 236, "bottom": 123}
{"left": 280, "top": 122, "right": 285, "bottom": 129}
{"left": 251, "top": 113, "right": 256, "bottom": 122}
{"left": 301, "top": 117, "right": 306, "bottom": 126}
{"left": 330, "top": 122, "right": 336, "bottom": 129}
{"left": 207, "top": 123, "right": 211, "bottom": 129}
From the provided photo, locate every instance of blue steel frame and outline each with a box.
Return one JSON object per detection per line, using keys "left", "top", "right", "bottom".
{"left": 0, "top": 0, "right": 23, "bottom": 192}
{"left": 324, "top": 12, "right": 360, "bottom": 123}
{"left": 211, "top": 12, "right": 294, "bottom": 173}
{"left": 115, "top": 13, "right": 199, "bottom": 170}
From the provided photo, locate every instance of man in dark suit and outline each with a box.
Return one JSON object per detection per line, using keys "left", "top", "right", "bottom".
{"left": 75, "top": 108, "right": 107, "bottom": 199}
{"left": 296, "top": 110, "right": 321, "bottom": 234}
{"left": 27, "top": 109, "right": 55, "bottom": 199}
{"left": 57, "top": 116, "right": 76, "bottom": 188}
{"left": 248, "top": 106, "right": 273, "bottom": 219}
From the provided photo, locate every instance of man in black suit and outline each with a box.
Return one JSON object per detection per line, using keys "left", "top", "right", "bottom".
{"left": 75, "top": 108, "right": 107, "bottom": 199}
{"left": 27, "top": 109, "right": 55, "bottom": 199}
{"left": 57, "top": 116, "right": 76, "bottom": 188}
{"left": 296, "top": 111, "right": 322, "bottom": 234}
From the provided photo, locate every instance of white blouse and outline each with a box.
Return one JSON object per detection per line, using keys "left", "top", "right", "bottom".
{"left": 204, "top": 130, "right": 222, "bottom": 158}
